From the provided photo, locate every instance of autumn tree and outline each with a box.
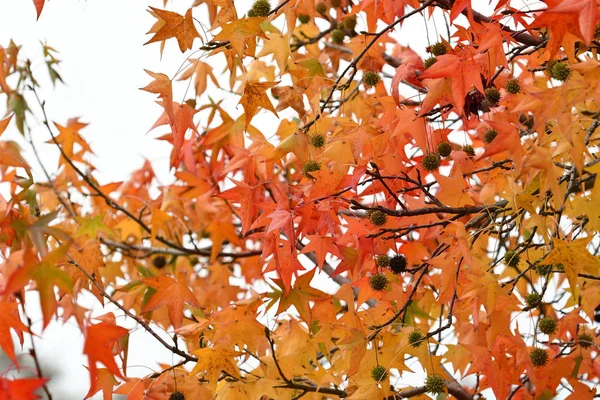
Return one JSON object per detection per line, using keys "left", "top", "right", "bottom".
{"left": 2, "top": 0, "right": 600, "bottom": 398}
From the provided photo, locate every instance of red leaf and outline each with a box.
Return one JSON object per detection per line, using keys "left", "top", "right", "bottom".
{"left": 32, "top": 0, "right": 44, "bottom": 19}
{"left": 83, "top": 320, "right": 128, "bottom": 388}
{"left": 0, "top": 300, "right": 29, "bottom": 367}
{"left": 300, "top": 235, "right": 343, "bottom": 268}
{"left": 142, "top": 274, "right": 200, "bottom": 329}
{"left": 0, "top": 377, "right": 48, "bottom": 400}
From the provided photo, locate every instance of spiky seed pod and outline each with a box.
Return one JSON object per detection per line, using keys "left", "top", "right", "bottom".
{"left": 535, "top": 264, "right": 552, "bottom": 275}
{"left": 551, "top": 62, "right": 571, "bottom": 81}
{"left": 505, "top": 79, "right": 520, "bottom": 94}
{"left": 363, "top": 71, "right": 381, "bottom": 87}
{"left": 483, "top": 129, "right": 498, "bottom": 144}
{"left": 408, "top": 330, "right": 424, "bottom": 348}
{"left": 538, "top": 317, "right": 557, "bottom": 335}
{"left": 169, "top": 392, "right": 186, "bottom": 400}
{"left": 249, "top": 0, "right": 271, "bottom": 17}
{"left": 424, "top": 374, "right": 446, "bottom": 394}
{"left": 429, "top": 42, "right": 447, "bottom": 56}
{"left": 331, "top": 29, "right": 345, "bottom": 44}
{"left": 389, "top": 254, "right": 407, "bottom": 274}
{"left": 316, "top": 2, "right": 328, "bottom": 14}
{"left": 578, "top": 333, "right": 594, "bottom": 349}
{"left": 530, "top": 348, "right": 548, "bottom": 367}
{"left": 302, "top": 160, "right": 321, "bottom": 179}
{"left": 525, "top": 293, "right": 542, "bottom": 308}
{"left": 421, "top": 153, "right": 441, "bottom": 171}
{"left": 152, "top": 255, "right": 167, "bottom": 269}
{"left": 546, "top": 59, "right": 558, "bottom": 74}
{"left": 437, "top": 142, "right": 452, "bottom": 158}
{"left": 462, "top": 145, "right": 475, "bottom": 157}
{"left": 376, "top": 254, "right": 390, "bottom": 268}
{"left": 342, "top": 14, "right": 357, "bottom": 30}
{"left": 369, "top": 210, "right": 387, "bottom": 226}
{"left": 370, "top": 365, "right": 387, "bottom": 381}
{"left": 310, "top": 133, "right": 326, "bottom": 148}
{"left": 298, "top": 13, "right": 310, "bottom": 24}
{"left": 424, "top": 56, "right": 437, "bottom": 69}
{"left": 504, "top": 250, "right": 520, "bottom": 267}
{"left": 555, "top": 263, "right": 564, "bottom": 271}
{"left": 595, "top": 24, "right": 600, "bottom": 39}
{"left": 485, "top": 87, "right": 501, "bottom": 107}
{"left": 369, "top": 273, "right": 388, "bottom": 291}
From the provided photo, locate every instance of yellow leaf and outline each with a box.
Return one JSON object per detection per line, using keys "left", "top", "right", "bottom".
{"left": 190, "top": 347, "right": 242, "bottom": 394}
{"left": 543, "top": 238, "right": 600, "bottom": 290}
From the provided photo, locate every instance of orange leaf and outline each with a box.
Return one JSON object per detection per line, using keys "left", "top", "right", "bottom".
{"left": 32, "top": 0, "right": 44, "bottom": 19}
{"left": 2, "top": 247, "right": 73, "bottom": 328}
{"left": 212, "top": 17, "right": 267, "bottom": 59}
{"left": 114, "top": 378, "right": 145, "bottom": 400}
{"left": 145, "top": 8, "right": 200, "bottom": 52}
{"left": 141, "top": 70, "right": 173, "bottom": 121}
{"left": 239, "top": 80, "right": 278, "bottom": 130}
{"left": 271, "top": 86, "right": 306, "bottom": 117}
{"left": 0, "top": 114, "right": 12, "bottom": 136}
{"left": 142, "top": 274, "right": 200, "bottom": 329}
{"left": 0, "top": 300, "right": 29, "bottom": 367}
{"left": 271, "top": 268, "right": 329, "bottom": 324}
{"left": 300, "top": 235, "right": 342, "bottom": 268}
{"left": 419, "top": 53, "right": 484, "bottom": 115}
{"left": 84, "top": 368, "right": 118, "bottom": 400}
{"left": 83, "top": 320, "right": 128, "bottom": 389}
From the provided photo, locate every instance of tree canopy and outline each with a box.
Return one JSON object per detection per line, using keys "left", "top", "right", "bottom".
{"left": 2, "top": 0, "right": 600, "bottom": 398}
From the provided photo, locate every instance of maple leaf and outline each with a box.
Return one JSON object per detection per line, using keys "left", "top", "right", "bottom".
{"left": 218, "top": 179, "right": 255, "bottom": 234}
{"left": 2, "top": 247, "right": 73, "bottom": 328}
{"left": 239, "top": 80, "right": 279, "bottom": 129}
{"left": 0, "top": 377, "right": 48, "bottom": 400}
{"left": 542, "top": 237, "right": 600, "bottom": 290}
{"left": 433, "top": 170, "right": 474, "bottom": 208}
{"left": 148, "top": 101, "right": 198, "bottom": 166}
{"left": 84, "top": 368, "right": 118, "bottom": 400}
{"left": 32, "top": 0, "right": 44, "bottom": 19}
{"left": 300, "top": 235, "right": 343, "bottom": 267}
{"left": 212, "top": 17, "right": 267, "bottom": 59}
{"left": 419, "top": 53, "right": 484, "bottom": 114}
{"left": 178, "top": 59, "right": 219, "bottom": 97}
{"left": 83, "top": 320, "right": 128, "bottom": 395}
{"left": 0, "top": 141, "right": 30, "bottom": 170}
{"left": 0, "top": 114, "right": 12, "bottom": 136}
{"left": 0, "top": 300, "right": 29, "bottom": 366}
{"left": 74, "top": 215, "right": 112, "bottom": 238}
{"left": 141, "top": 70, "right": 173, "bottom": 121}
{"left": 145, "top": 7, "right": 200, "bottom": 52}
{"left": 264, "top": 237, "right": 304, "bottom": 290}
{"left": 190, "top": 346, "right": 242, "bottom": 394}
{"left": 271, "top": 86, "right": 306, "bottom": 117}
{"left": 268, "top": 268, "right": 330, "bottom": 324}
{"left": 256, "top": 33, "right": 292, "bottom": 72}
{"left": 51, "top": 118, "right": 89, "bottom": 164}
{"left": 142, "top": 274, "right": 201, "bottom": 328}
{"left": 535, "top": 0, "right": 598, "bottom": 47}
{"left": 113, "top": 377, "right": 145, "bottom": 400}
